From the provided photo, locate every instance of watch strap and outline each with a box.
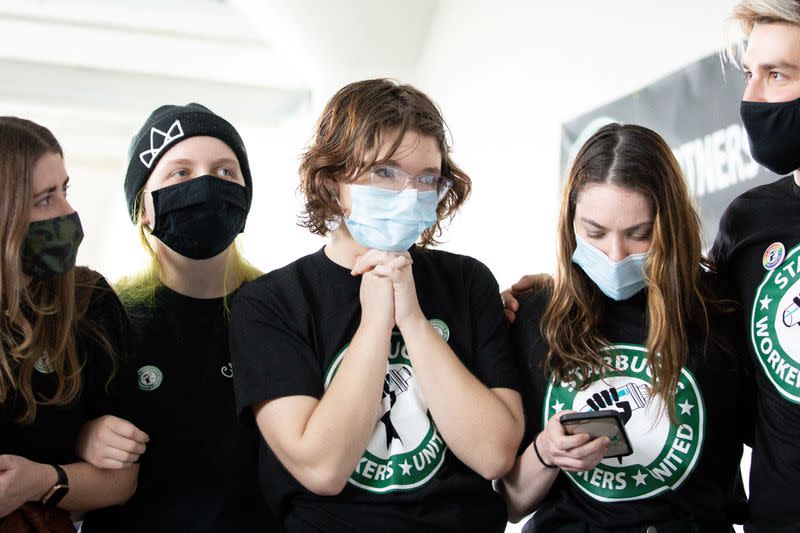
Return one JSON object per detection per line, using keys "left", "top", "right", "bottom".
{"left": 40, "top": 464, "right": 69, "bottom": 506}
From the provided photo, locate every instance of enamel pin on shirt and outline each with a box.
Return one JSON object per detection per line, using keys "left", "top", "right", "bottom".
{"left": 763, "top": 242, "right": 786, "bottom": 271}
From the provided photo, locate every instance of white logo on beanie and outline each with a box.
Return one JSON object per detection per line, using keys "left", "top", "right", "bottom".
{"left": 139, "top": 120, "right": 185, "bottom": 169}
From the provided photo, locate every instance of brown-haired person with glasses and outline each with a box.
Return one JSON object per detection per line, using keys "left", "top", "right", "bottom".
{"left": 229, "top": 78, "right": 524, "bottom": 532}
{"left": 0, "top": 117, "right": 137, "bottom": 530}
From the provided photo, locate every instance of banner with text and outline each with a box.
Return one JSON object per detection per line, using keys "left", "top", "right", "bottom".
{"left": 560, "top": 52, "right": 780, "bottom": 248}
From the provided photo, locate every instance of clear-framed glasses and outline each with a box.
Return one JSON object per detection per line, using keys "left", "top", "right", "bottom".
{"left": 369, "top": 165, "right": 453, "bottom": 201}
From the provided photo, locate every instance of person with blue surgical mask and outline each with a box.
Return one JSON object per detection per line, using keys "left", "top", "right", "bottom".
{"left": 498, "top": 124, "right": 752, "bottom": 532}
{"left": 570, "top": 233, "right": 648, "bottom": 302}
{"left": 343, "top": 168, "right": 440, "bottom": 252}
{"left": 229, "top": 78, "right": 524, "bottom": 532}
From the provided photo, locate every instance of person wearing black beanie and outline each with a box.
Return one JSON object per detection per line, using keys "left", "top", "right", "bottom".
{"left": 123, "top": 102, "right": 253, "bottom": 223}
{"left": 80, "top": 103, "right": 274, "bottom": 532}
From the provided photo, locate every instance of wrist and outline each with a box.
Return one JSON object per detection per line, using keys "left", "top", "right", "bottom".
{"left": 533, "top": 432, "right": 557, "bottom": 469}
{"left": 31, "top": 462, "right": 58, "bottom": 502}
{"left": 358, "top": 315, "right": 394, "bottom": 338}
{"left": 38, "top": 464, "right": 69, "bottom": 506}
{"left": 396, "top": 310, "right": 428, "bottom": 335}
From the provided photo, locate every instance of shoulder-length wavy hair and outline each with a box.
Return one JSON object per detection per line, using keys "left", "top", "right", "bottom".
{"left": 541, "top": 123, "right": 715, "bottom": 423}
{"left": 298, "top": 78, "right": 471, "bottom": 247}
{"left": 0, "top": 117, "right": 101, "bottom": 423}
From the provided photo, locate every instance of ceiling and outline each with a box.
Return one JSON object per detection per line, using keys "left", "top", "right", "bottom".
{"left": 0, "top": 0, "right": 438, "bottom": 133}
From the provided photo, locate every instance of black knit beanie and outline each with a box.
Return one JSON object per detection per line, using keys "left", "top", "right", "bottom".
{"left": 124, "top": 103, "right": 252, "bottom": 222}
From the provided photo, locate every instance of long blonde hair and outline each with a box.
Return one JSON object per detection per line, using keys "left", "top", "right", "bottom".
{"left": 541, "top": 124, "right": 716, "bottom": 423}
{"left": 0, "top": 117, "right": 101, "bottom": 423}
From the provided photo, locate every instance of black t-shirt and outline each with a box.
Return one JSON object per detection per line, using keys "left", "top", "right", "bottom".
{"left": 1, "top": 270, "right": 134, "bottom": 467}
{"left": 83, "top": 285, "right": 272, "bottom": 533}
{"left": 710, "top": 175, "right": 800, "bottom": 532}
{"left": 512, "top": 286, "right": 750, "bottom": 533}
{"left": 230, "top": 246, "right": 520, "bottom": 533}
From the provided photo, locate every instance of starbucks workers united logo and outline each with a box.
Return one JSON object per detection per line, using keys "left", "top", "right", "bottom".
{"left": 751, "top": 242, "right": 800, "bottom": 403}
{"left": 324, "top": 319, "right": 449, "bottom": 493}
{"left": 137, "top": 365, "right": 163, "bottom": 391}
{"left": 543, "top": 344, "right": 705, "bottom": 502}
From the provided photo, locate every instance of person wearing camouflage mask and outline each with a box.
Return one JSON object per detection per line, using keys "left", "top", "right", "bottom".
{"left": 20, "top": 212, "right": 83, "bottom": 281}
{"left": 0, "top": 117, "right": 138, "bottom": 527}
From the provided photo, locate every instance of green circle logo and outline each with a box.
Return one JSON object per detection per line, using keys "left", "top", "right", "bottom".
{"left": 751, "top": 242, "right": 800, "bottom": 403}
{"left": 324, "top": 321, "right": 451, "bottom": 493}
{"left": 429, "top": 319, "right": 450, "bottom": 342}
{"left": 137, "top": 365, "right": 163, "bottom": 392}
{"left": 543, "top": 344, "right": 705, "bottom": 501}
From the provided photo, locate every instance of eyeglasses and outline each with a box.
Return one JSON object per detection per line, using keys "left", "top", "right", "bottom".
{"left": 368, "top": 165, "right": 453, "bottom": 201}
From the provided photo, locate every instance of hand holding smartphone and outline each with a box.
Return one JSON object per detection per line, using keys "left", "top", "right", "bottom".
{"left": 560, "top": 410, "right": 633, "bottom": 459}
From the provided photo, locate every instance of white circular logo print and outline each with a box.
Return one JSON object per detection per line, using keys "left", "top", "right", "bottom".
{"left": 137, "top": 365, "right": 163, "bottom": 391}
{"left": 751, "top": 242, "right": 800, "bottom": 402}
{"left": 324, "top": 319, "right": 449, "bottom": 493}
{"left": 543, "top": 344, "right": 705, "bottom": 502}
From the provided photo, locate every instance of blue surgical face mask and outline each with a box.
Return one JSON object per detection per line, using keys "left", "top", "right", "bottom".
{"left": 344, "top": 184, "right": 438, "bottom": 252}
{"left": 571, "top": 233, "right": 648, "bottom": 301}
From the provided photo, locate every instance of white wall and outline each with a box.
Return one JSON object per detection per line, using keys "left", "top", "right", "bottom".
{"left": 414, "top": 0, "right": 739, "bottom": 289}
{"left": 6, "top": 0, "right": 743, "bottom": 286}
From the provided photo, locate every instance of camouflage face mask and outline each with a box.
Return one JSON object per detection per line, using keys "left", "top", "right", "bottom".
{"left": 21, "top": 212, "right": 84, "bottom": 280}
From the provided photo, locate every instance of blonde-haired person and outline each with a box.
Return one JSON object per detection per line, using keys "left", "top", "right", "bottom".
{"left": 499, "top": 124, "right": 751, "bottom": 532}
{"left": 79, "top": 104, "right": 272, "bottom": 532}
{"left": 230, "top": 79, "right": 524, "bottom": 532}
{"left": 708, "top": 1, "right": 800, "bottom": 531}
{"left": 0, "top": 117, "right": 137, "bottom": 529}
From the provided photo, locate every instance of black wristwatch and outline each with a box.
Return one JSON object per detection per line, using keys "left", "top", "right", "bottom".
{"left": 40, "top": 464, "right": 69, "bottom": 506}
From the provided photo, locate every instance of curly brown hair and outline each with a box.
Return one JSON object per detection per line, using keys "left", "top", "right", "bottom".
{"left": 298, "top": 78, "right": 471, "bottom": 247}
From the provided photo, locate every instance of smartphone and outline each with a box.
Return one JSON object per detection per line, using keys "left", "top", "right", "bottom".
{"left": 560, "top": 409, "right": 633, "bottom": 459}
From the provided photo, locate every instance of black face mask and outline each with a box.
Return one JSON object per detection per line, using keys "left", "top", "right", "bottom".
{"left": 149, "top": 176, "right": 249, "bottom": 260}
{"left": 740, "top": 97, "right": 800, "bottom": 176}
